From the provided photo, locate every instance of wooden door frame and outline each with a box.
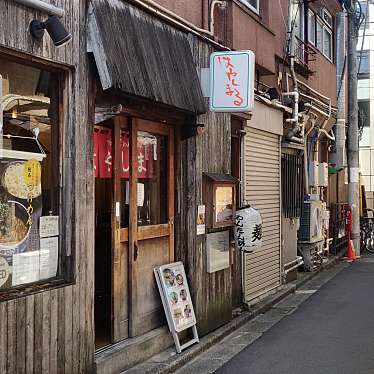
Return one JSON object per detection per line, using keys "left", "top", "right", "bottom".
{"left": 111, "top": 116, "right": 130, "bottom": 342}
{"left": 110, "top": 116, "right": 175, "bottom": 337}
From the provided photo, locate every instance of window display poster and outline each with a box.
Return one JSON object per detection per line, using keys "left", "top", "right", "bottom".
{"left": 11, "top": 237, "right": 58, "bottom": 286}
{"left": 206, "top": 231, "right": 230, "bottom": 273}
{"left": 39, "top": 236, "right": 59, "bottom": 279}
{"left": 154, "top": 262, "right": 196, "bottom": 333}
{"left": 197, "top": 205, "right": 206, "bottom": 235}
{"left": 12, "top": 251, "right": 40, "bottom": 286}
{"left": 39, "top": 216, "right": 59, "bottom": 238}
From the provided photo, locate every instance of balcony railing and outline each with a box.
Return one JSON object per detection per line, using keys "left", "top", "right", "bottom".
{"left": 293, "top": 36, "right": 316, "bottom": 77}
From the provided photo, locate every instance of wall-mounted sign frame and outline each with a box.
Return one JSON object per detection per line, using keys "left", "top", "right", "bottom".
{"left": 203, "top": 173, "right": 238, "bottom": 229}
{"left": 209, "top": 50, "right": 255, "bottom": 112}
{"left": 154, "top": 262, "right": 199, "bottom": 353}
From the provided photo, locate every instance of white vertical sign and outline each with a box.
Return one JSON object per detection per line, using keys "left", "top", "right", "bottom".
{"left": 210, "top": 50, "right": 255, "bottom": 112}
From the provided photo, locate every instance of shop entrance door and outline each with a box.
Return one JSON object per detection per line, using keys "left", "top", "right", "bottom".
{"left": 111, "top": 117, "right": 174, "bottom": 341}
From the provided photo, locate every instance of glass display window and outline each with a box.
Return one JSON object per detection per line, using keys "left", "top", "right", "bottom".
{"left": 0, "top": 55, "right": 66, "bottom": 294}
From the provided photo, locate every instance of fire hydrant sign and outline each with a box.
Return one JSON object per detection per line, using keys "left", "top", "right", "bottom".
{"left": 210, "top": 50, "right": 255, "bottom": 112}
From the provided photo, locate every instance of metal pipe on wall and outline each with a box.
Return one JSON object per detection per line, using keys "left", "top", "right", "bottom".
{"left": 330, "top": 11, "right": 347, "bottom": 169}
{"left": 12, "top": 0, "right": 64, "bottom": 17}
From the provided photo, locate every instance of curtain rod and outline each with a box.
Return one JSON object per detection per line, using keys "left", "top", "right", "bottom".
{"left": 12, "top": 0, "right": 64, "bottom": 17}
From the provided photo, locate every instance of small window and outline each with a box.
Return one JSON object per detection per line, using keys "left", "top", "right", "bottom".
{"left": 322, "top": 9, "right": 333, "bottom": 28}
{"left": 323, "top": 27, "right": 332, "bottom": 60}
{"left": 241, "top": 0, "right": 259, "bottom": 14}
{"left": 316, "top": 19, "right": 323, "bottom": 51}
{"left": 359, "top": 100, "right": 370, "bottom": 128}
{"left": 358, "top": 50, "right": 370, "bottom": 78}
{"left": 313, "top": 8, "right": 333, "bottom": 62}
{"left": 308, "top": 10, "right": 316, "bottom": 45}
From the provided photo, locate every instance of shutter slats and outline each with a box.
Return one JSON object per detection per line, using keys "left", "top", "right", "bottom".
{"left": 243, "top": 126, "right": 281, "bottom": 303}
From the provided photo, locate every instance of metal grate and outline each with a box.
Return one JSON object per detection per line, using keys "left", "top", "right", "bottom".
{"left": 281, "top": 152, "right": 304, "bottom": 218}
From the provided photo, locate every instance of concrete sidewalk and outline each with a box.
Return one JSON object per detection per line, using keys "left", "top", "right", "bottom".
{"left": 206, "top": 256, "right": 374, "bottom": 374}
{"left": 123, "top": 253, "right": 344, "bottom": 374}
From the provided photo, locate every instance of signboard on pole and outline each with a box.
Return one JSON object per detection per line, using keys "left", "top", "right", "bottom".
{"left": 209, "top": 50, "right": 255, "bottom": 112}
{"left": 154, "top": 262, "right": 199, "bottom": 353}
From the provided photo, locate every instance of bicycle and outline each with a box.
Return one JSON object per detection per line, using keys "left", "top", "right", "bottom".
{"left": 361, "top": 208, "right": 374, "bottom": 254}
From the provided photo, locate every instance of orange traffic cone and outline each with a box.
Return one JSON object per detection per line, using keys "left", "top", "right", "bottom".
{"left": 343, "top": 239, "right": 361, "bottom": 262}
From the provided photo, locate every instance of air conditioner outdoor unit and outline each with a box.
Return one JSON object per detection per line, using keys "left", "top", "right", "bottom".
{"left": 298, "top": 200, "right": 324, "bottom": 243}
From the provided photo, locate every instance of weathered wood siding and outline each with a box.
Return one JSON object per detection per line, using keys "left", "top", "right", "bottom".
{"left": 175, "top": 36, "right": 241, "bottom": 335}
{"left": 0, "top": 1, "right": 94, "bottom": 373}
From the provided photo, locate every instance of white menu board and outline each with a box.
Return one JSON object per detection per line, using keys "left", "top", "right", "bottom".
{"left": 155, "top": 262, "right": 196, "bottom": 333}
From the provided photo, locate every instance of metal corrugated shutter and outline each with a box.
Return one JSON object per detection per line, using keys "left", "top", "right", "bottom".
{"left": 243, "top": 126, "right": 281, "bottom": 302}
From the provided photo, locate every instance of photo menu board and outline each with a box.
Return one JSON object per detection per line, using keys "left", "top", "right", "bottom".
{"left": 154, "top": 262, "right": 196, "bottom": 333}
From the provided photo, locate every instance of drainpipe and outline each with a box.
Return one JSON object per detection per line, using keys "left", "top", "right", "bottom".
{"left": 12, "top": 0, "right": 64, "bottom": 17}
{"left": 330, "top": 11, "right": 347, "bottom": 169}
{"left": 284, "top": 0, "right": 301, "bottom": 141}
{"left": 209, "top": 1, "right": 227, "bottom": 36}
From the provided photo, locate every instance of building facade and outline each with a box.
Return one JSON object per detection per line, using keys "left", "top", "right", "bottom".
{"left": 0, "top": 0, "right": 347, "bottom": 373}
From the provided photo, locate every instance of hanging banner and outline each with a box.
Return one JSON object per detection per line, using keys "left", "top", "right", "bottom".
{"left": 119, "top": 132, "right": 130, "bottom": 178}
{"left": 235, "top": 206, "right": 263, "bottom": 253}
{"left": 137, "top": 142, "right": 154, "bottom": 179}
{"left": 94, "top": 131, "right": 156, "bottom": 179}
{"left": 96, "top": 129, "right": 113, "bottom": 179}
{"left": 93, "top": 131, "right": 99, "bottom": 178}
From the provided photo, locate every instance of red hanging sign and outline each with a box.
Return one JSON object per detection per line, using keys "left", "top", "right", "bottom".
{"left": 120, "top": 132, "right": 130, "bottom": 178}
{"left": 94, "top": 130, "right": 155, "bottom": 179}
{"left": 97, "top": 129, "right": 112, "bottom": 178}
{"left": 93, "top": 131, "right": 99, "bottom": 178}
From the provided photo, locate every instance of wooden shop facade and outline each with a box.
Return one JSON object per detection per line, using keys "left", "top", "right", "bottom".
{"left": 0, "top": 1, "right": 243, "bottom": 373}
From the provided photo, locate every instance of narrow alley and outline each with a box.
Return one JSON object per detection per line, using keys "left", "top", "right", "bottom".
{"left": 176, "top": 255, "right": 374, "bottom": 374}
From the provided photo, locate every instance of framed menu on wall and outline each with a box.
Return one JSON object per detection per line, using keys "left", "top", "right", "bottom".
{"left": 154, "top": 262, "right": 199, "bottom": 353}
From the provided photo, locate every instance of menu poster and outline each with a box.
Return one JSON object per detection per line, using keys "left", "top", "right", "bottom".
{"left": 39, "top": 237, "right": 59, "bottom": 279}
{"left": 197, "top": 205, "right": 206, "bottom": 235}
{"left": 12, "top": 251, "right": 40, "bottom": 286}
{"left": 155, "top": 262, "right": 196, "bottom": 333}
{"left": 39, "top": 216, "right": 59, "bottom": 238}
{"left": 12, "top": 237, "right": 59, "bottom": 286}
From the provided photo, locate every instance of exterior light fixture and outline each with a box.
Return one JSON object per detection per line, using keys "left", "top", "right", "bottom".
{"left": 30, "top": 15, "right": 71, "bottom": 47}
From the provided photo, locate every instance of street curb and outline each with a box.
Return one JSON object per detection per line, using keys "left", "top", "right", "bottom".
{"left": 126, "top": 251, "right": 344, "bottom": 374}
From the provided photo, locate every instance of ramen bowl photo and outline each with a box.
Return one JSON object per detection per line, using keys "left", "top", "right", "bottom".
{"left": 2, "top": 161, "right": 41, "bottom": 200}
{"left": 0, "top": 200, "right": 30, "bottom": 254}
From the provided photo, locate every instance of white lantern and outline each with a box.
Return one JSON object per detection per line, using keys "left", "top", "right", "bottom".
{"left": 235, "top": 206, "right": 262, "bottom": 253}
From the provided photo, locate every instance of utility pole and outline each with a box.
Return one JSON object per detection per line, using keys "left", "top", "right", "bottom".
{"left": 347, "top": 0, "right": 361, "bottom": 254}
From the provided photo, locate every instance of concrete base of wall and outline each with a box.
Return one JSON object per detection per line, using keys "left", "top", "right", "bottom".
{"left": 94, "top": 326, "right": 174, "bottom": 374}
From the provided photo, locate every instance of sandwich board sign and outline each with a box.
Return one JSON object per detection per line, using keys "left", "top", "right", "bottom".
{"left": 154, "top": 262, "right": 199, "bottom": 353}
{"left": 210, "top": 50, "right": 255, "bottom": 112}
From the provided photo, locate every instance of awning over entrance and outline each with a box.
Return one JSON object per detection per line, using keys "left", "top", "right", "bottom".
{"left": 87, "top": 0, "right": 206, "bottom": 114}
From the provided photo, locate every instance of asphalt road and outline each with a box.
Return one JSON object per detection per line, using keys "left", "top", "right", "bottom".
{"left": 217, "top": 256, "right": 374, "bottom": 374}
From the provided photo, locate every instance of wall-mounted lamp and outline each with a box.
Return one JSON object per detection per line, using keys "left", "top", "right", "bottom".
{"left": 30, "top": 15, "right": 71, "bottom": 47}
